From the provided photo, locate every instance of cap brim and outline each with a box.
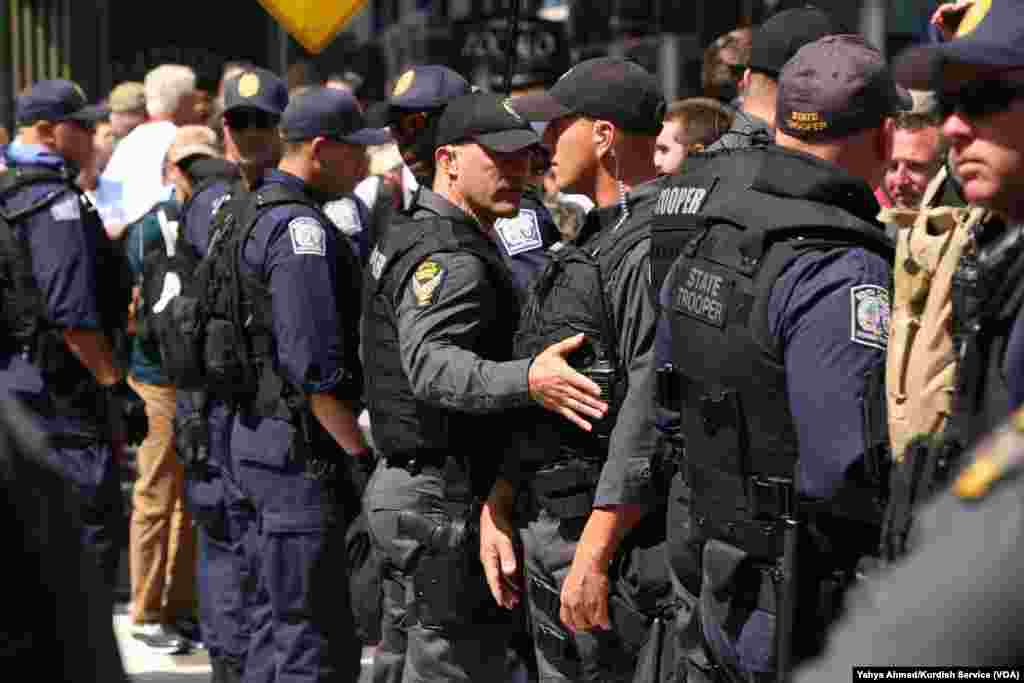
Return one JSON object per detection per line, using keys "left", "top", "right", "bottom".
{"left": 474, "top": 128, "right": 542, "bottom": 153}
{"left": 341, "top": 127, "right": 394, "bottom": 146}
{"left": 169, "top": 144, "right": 220, "bottom": 165}
{"left": 895, "top": 39, "right": 1024, "bottom": 91}
{"left": 509, "top": 91, "right": 573, "bottom": 122}
{"left": 67, "top": 104, "right": 110, "bottom": 123}
{"left": 223, "top": 102, "right": 284, "bottom": 117}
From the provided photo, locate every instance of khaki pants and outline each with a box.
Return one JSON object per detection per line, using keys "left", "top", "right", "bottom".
{"left": 127, "top": 376, "right": 197, "bottom": 625}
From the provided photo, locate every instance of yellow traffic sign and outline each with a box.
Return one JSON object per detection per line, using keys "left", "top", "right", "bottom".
{"left": 256, "top": 0, "right": 370, "bottom": 54}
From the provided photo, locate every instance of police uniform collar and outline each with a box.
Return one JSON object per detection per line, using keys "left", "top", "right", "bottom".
{"left": 413, "top": 188, "right": 479, "bottom": 226}
{"left": 3, "top": 141, "right": 70, "bottom": 173}
{"left": 584, "top": 176, "right": 666, "bottom": 235}
{"left": 259, "top": 168, "right": 333, "bottom": 205}
{"left": 749, "top": 146, "right": 881, "bottom": 224}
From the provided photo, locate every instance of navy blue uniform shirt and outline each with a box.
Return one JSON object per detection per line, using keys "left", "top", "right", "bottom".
{"left": 493, "top": 191, "right": 561, "bottom": 294}
{"left": 230, "top": 169, "right": 359, "bottom": 461}
{"left": 0, "top": 143, "right": 103, "bottom": 421}
{"left": 183, "top": 178, "right": 234, "bottom": 257}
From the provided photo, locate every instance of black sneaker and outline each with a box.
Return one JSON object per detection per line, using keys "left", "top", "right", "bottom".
{"left": 131, "top": 623, "right": 191, "bottom": 654}
{"left": 170, "top": 617, "right": 204, "bottom": 650}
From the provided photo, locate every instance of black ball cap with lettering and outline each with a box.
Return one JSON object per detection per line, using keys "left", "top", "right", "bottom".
{"left": 777, "top": 34, "right": 912, "bottom": 141}
{"left": 512, "top": 57, "right": 665, "bottom": 135}
{"left": 434, "top": 92, "right": 541, "bottom": 153}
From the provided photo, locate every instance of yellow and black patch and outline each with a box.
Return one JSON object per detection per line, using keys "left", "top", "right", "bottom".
{"left": 954, "top": 408, "right": 1024, "bottom": 500}
{"left": 412, "top": 259, "right": 445, "bottom": 306}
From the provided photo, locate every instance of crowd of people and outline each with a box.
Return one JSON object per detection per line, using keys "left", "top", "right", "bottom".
{"left": 2, "top": 0, "right": 1024, "bottom": 681}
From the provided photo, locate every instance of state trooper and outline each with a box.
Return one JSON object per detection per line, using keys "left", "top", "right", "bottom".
{"left": 361, "top": 92, "right": 607, "bottom": 683}
{"left": 481, "top": 57, "right": 672, "bottom": 682}
{"left": 794, "top": 2, "right": 1024, "bottom": 672}
{"left": 222, "top": 87, "right": 379, "bottom": 683}
{"left": 174, "top": 66, "right": 288, "bottom": 683}
{"left": 0, "top": 80, "right": 130, "bottom": 591}
{"left": 650, "top": 36, "right": 905, "bottom": 681}
{"left": 369, "top": 64, "right": 561, "bottom": 294}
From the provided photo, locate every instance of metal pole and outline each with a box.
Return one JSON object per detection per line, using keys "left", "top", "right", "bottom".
{"left": 860, "top": 0, "right": 888, "bottom": 59}
{"left": 0, "top": 0, "right": 13, "bottom": 131}
{"left": 503, "top": 0, "right": 522, "bottom": 94}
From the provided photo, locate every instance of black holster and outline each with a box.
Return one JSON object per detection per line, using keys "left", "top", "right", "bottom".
{"left": 398, "top": 506, "right": 505, "bottom": 631}
{"left": 529, "top": 459, "right": 602, "bottom": 519}
{"left": 174, "top": 390, "right": 212, "bottom": 475}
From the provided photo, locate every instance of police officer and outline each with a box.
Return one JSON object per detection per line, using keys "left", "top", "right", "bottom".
{"left": 226, "top": 86, "right": 377, "bottom": 683}
{"left": 650, "top": 36, "right": 905, "bottom": 681}
{"left": 481, "top": 57, "right": 670, "bottom": 682}
{"left": 371, "top": 64, "right": 562, "bottom": 293}
{"left": 362, "top": 92, "right": 607, "bottom": 683}
{"left": 706, "top": 6, "right": 838, "bottom": 153}
{"left": 793, "top": 1, "right": 1024, "bottom": 672}
{"left": 175, "top": 67, "right": 289, "bottom": 683}
{"left": 0, "top": 80, "right": 129, "bottom": 591}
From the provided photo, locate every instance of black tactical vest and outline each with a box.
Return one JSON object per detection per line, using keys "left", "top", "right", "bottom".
{"left": 657, "top": 146, "right": 893, "bottom": 562}
{"left": 950, "top": 221, "right": 1024, "bottom": 450}
{"left": 510, "top": 180, "right": 664, "bottom": 473}
{"left": 0, "top": 167, "right": 130, "bottom": 395}
{"left": 362, "top": 208, "right": 520, "bottom": 469}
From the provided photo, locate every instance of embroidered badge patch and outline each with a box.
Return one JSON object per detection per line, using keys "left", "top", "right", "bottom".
{"left": 495, "top": 209, "right": 543, "bottom": 256}
{"left": 368, "top": 245, "right": 387, "bottom": 281}
{"left": 850, "top": 284, "right": 890, "bottom": 350}
{"left": 324, "top": 198, "right": 362, "bottom": 237}
{"left": 673, "top": 265, "right": 731, "bottom": 328}
{"left": 412, "top": 259, "right": 445, "bottom": 306}
{"left": 50, "top": 195, "right": 81, "bottom": 221}
{"left": 288, "top": 217, "right": 326, "bottom": 256}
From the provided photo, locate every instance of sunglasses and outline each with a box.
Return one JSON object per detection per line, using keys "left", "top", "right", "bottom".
{"left": 224, "top": 109, "right": 280, "bottom": 130}
{"left": 937, "top": 79, "right": 1024, "bottom": 121}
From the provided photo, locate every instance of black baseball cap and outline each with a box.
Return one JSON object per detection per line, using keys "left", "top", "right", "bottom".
{"left": 365, "top": 65, "right": 472, "bottom": 127}
{"left": 435, "top": 93, "right": 541, "bottom": 153}
{"left": 777, "top": 34, "right": 912, "bottom": 141}
{"left": 512, "top": 57, "right": 665, "bottom": 135}
{"left": 281, "top": 87, "right": 392, "bottom": 145}
{"left": 16, "top": 80, "right": 109, "bottom": 126}
{"left": 748, "top": 5, "right": 839, "bottom": 76}
{"left": 895, "top": 0, "right": 1024, "bottom": 91}
{"left": 223, "top": 67, "right": 289, "bottom": 116}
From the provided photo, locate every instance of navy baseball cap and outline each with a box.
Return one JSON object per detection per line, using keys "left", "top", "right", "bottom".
{"left": 16, "top": 80, "right": 108, "bottom": 126}
{"left": 777, "top": 34, "right": 912, "bottom": 141}
{"left": 895, "top": 0, "right": 1024, "bottom": 91}
{"left": 748, "top": 6, "right": 840, "bottom": 76}
{"left": 512, "top": 57, "right": 665, "bottom": 135}
{"left": 435, "top": 92, "right": 540, "bottom": 153}
{"left": 365, "top": 65, "right": 471, "bottom": 127}
{"left": 223, "top": 67, "right": 289, "bottom": 116}
{"left": 281, "top": 87, "right": 392, "bottom": 146}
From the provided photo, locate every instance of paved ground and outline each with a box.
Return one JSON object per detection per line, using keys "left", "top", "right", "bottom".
{"left": 113, "top": 603, "right": 375, "bottom": 682}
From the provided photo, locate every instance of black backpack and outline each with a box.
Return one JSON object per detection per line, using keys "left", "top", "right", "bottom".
{"left": 152, "top": 183, "right": 323, "bottom": 398}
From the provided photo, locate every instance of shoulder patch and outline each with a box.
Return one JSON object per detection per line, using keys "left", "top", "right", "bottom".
{"left": 368, "top": 245, "right": 387, "bottom": 280}
{"left": 50, "top": 195, "right": 81, "bottom": 221}
{"left": 412, "top": 259, "right": 446, "bottom": 306}
{"left": 324, "top": 198, "right": 363, "bottom": 237}
{"left": 850, "top": 284, "right": 890, "bottom": 350}
{"left": 495, "top": 209, "right": 543, "bottom": 256}
{"left": 288, "top": 216, "right": 326, "bottom": 256}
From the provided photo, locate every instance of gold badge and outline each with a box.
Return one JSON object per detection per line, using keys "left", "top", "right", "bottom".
{"left": 956, "top": 0, "right": 992, "bottom": 37}
{"left": 71, "top": 82, "right": 87, "bottom": 102}
{"left": 503, "top": 98, "right": 523, "bottom": 121}
{"left": 238, "top": 73, "right": 261, "bottom": 98}
{"left": 953, "top": 407, "right": 1024, "bottom": 500}
{"left": 412, "top": 259, "right": 444, "bottom": 306}
{"left": 393, "top": 70, "right": 416, "bottom": 98}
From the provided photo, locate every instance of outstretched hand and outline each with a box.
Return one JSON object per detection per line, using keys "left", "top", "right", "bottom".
{"left": 528, "top": 334, "right": 609, "bottom": 431}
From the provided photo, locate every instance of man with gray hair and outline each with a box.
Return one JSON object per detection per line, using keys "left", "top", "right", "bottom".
{"left": 102, "top": 64, "right": 204, "bottom": 231}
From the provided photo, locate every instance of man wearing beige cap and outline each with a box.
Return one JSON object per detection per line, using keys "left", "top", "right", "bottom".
{"left": 108, "top": 81, "right": 147, "bottom": 141}
{"left": 122, "top": 124, "right": 222, "bottom": 655}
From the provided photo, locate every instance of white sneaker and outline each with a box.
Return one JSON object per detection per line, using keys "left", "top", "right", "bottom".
{"left": 130, "top": 622, "right": 191, "bottom": 654}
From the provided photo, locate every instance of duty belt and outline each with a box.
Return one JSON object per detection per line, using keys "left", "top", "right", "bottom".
{"left": 383, "top": 449, "right": 473, "bottom": 503}
{"left": 384, "top": 449, "right": 449, "bottom": 475}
